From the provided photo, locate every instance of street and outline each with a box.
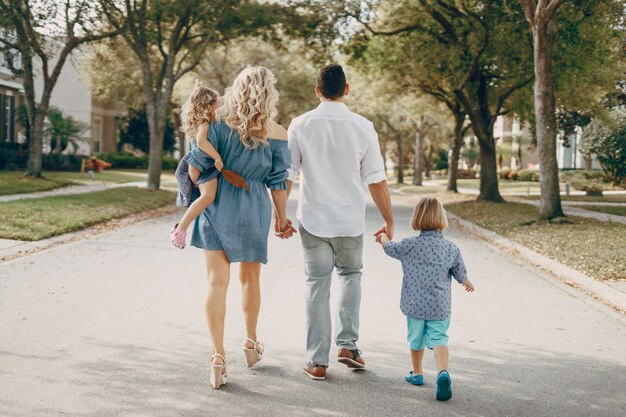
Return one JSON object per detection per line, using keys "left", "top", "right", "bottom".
{"left": 1, "top": 198, "right": 625, "bottom": 417}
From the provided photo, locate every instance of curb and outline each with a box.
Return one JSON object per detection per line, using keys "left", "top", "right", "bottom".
{"left": 447, "top": 212, "right": 626, "bottom": 315}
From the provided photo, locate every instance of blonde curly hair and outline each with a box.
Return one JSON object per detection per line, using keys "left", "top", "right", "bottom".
{"left": 180, "top": 80, "right": 219, "bottom": 140}
{"left": 218, "top": 66, "right": 279, "bottom": 148}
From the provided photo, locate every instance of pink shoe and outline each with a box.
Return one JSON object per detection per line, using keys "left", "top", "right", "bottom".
{"left": 170, "top": 223, "right": 186, "bottom": 249}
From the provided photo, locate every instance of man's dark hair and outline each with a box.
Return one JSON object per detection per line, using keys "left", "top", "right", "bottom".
{"left": 317, "top": 64, "right": 346, "bottom": 100}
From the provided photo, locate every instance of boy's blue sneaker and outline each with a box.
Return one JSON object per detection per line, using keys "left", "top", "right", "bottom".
{"left": 436, "top": 370, "right": 452, "bottom": 401}
{"left": 404, "top": 371, "right": 424, "bottom": 386}
{"left": 437, "top": 369, "right": 452, "bottom": 401}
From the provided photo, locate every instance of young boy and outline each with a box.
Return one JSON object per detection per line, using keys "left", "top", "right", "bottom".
{"left": 376, "top": 197, "right": 474, "bottom": 401}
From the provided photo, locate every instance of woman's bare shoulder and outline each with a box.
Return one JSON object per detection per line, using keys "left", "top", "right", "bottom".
{"left": 268, "top": 122, "right": 288, "bottom": 140}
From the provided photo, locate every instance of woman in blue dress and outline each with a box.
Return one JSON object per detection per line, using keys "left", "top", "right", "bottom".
{"left": 191, "top": 67, "right": 296, "bottom": 389}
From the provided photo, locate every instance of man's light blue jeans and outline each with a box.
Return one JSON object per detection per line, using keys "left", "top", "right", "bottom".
{"left": 299, "top": 225, "right": 363, "bottom": 367}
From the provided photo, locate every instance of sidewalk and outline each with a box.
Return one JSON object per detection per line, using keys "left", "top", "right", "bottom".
{"left": 0, "top": 182, "right": 138, "bottom": 203}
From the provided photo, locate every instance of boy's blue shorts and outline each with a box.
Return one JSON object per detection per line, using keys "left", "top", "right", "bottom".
{"left": 407, "top": 317, "right": 451, "bottom": 350}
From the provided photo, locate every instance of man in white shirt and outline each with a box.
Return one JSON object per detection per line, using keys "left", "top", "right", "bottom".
{"left": 285, "top": 64, "right": 394, "bottom": 381}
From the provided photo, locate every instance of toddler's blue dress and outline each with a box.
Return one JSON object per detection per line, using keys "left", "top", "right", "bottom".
{"left": 190, "top": 120, "right": 291, "bottom": 264}
{"left": 174, "top": 140, "right": 220, "bottom": 207}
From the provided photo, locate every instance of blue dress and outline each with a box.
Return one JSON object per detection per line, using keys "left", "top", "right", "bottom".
{"left": 174, "top": 140, "right": 220, "bottom": 207}
{"left": 190, "top": 120, "right": 291, "bottom": 264}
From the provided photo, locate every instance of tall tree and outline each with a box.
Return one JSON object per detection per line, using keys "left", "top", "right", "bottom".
{"left": 519, "top": 0, "right": 624, "bottom": 218}
{"left": 345, "top": 0, "right": 535, "bottom": 202}
{"left": 519, "top": 0, "right": 565, "bottom": 219}
{"left": 98, "top": 0, "right": 289, "bottom": 190}
{"left": 0, "top": 0, "right": 115, "bottom": 177}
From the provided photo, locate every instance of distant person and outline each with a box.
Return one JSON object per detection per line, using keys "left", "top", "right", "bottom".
{"left": 286, "top": 64, "right": 394, "bottom": 380}
{"left": 376, "top": 197, "right": 474, "bottom": 401}
{"left": 171, "top": 81, "right": 224, "bottom": 249}
{"left": 192, "top": 67, "right": 296, "bottom": 389}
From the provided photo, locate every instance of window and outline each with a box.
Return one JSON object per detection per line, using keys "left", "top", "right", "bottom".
{"left": 92, "top": 116, "right": 103, "bottom": 153}
{"left": 1, "top": 94, "right": 13, "bottom": 142}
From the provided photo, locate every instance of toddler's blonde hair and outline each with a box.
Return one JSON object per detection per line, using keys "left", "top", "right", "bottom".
{"left": 411, "top": 197, "right": 449, "bottom": 231}
{"left": 180, "top": 80, "right": 219, "bottom": 139}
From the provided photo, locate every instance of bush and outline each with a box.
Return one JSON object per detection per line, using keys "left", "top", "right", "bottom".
{"left": 119, "top": 107, "right": 177, "bottom": 154}
{"left": 434, "top": 149, "right": 448, "bottom": 170}
{"left": 96, "top": 152, "right": 148, "bottom": 169}
{"left": 456, "top": 169, "right": 477, "bottom": 179}
{"left": 560, "top": 169, "right": 607, "bottom": 183}
{"left": 162, "top": 157, "right": 179, "bottom": 171}
{"left": 0, "top": 144, "right": 28, "bottom": 170}
{"left": 569, "top": 179, "right": 605, "bottom": 193}
{"left": 96, "top": 152, "right": 179, "bottom": 170}
{"left": 579, "top": 109, "right": 626, "bottom": 185}
{"left": 42, "top": 154, "right": 83, "bottom": 171}
{"left": 499, "top": 168, "right": 518, "bottom": 180}
{"left": 516, "top": 169, "right": 540, "bottom": 182}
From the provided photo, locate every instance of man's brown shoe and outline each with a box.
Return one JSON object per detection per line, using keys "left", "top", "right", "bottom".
{"left": 303, "top": 363, "right": 327, "bottom": 380}
{"left": 338, "top": 349, "right": 366, "bottom": 369}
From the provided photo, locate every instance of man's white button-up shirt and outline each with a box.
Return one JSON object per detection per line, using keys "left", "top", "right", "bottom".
{"left": 287, "top": 101, "right": 387, "bottom": 238}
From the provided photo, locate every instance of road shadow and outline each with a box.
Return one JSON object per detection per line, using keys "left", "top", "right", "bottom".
{"left": 10, "top": 335, "right": 624, "bottom": 417}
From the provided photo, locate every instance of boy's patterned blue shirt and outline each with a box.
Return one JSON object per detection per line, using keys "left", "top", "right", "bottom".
{"left": 383, "top": 230, "right": 467, "bottom": 320}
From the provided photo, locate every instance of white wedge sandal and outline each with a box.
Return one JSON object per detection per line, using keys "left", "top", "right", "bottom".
{"left": 243, "top": 338, "right": 264, "bottom": 368}
{"left": 210, "top": 353, "right": 227, "bottom": 389}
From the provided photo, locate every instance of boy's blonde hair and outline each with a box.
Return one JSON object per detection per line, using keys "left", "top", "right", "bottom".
{"left": 180, "top": 80, "right": 219, "bottom": 139}
{"left": 411, "top": 197, "right": 449, "bottom": 231}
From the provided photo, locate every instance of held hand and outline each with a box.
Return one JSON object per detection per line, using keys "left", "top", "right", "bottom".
{"left": 373, "top": 223, "right": 394, "bottom": 241}
{"left": 275, "top": 218, "right": 297, "bottom": 239}
{"left": 463, "top": 279, "right": 475, "bottom": 293}
{"left": 375, "top": 232, "right": 390, "bottom": 245}
{"left": 214, "top": 158, "right": 224, "bottom": 171}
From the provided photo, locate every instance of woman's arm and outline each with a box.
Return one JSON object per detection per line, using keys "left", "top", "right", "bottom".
{"left": 196, "top": 124, "right": 223, "bottom": 170}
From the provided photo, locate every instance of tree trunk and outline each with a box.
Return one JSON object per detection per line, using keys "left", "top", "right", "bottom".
{"left": 172, "top": 111, "right": 186, "bottom": 159}
{"left": 414, "top": 132, "right": 424, "bottom": 185}
{"left": 533, "top": 23, "right": 564, "bottom": 219}
{"left": 477, "top": 138, "right": 502, "bottom": 202}
{"left": 447, "top": 140, "right": 462, "bottom": 192}
{"left": 413, "top": 122, "right": 426, "bottom": 186}
{"left": 447, "top": 116, "right": 465, "bottom": 192}
{"left": 397, "top": 136, "right": 404, "bottom": 184}
{"left": 25, "top": 112, "right": 46, "bottom": 177}
{"left": 424, "top": 145, "right": 434, "bottom": 178}
{"left": 145, "top": 98, "right": 166, "bottom": 190}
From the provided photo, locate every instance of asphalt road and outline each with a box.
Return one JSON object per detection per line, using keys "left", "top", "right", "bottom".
{"left": 1, "top": 198, "right": 625, "bottom": 417}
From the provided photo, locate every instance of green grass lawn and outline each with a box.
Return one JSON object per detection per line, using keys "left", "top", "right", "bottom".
{"left": 0, "top": 171, "right": 75, "bottom": 196}
{"left": 445, "top": 201, "right": 626, "bottom": 281}
{"left": 572, "top": 205, "right": 626, "bottom": 217}
{"left": 0, "top": 187, "right": 176, "bottom": 241}
{"left": 0, "top": 169, "right": 180, "bottom": 196}
{"left": 457, "top": 179, "right": 541, "bottom": 192}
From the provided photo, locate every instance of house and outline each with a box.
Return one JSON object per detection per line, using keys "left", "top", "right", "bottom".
{"left": 492, "top": 115, "right": 539, "bottom": 170}
{"left": 33, "top": 50, "right": 126, "bottom": 155}
{"left": 557, "top": 127, "right": 601, "bottom": 170}
{"left": 0, "top": 37, "right": 26, "bottom": 145}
